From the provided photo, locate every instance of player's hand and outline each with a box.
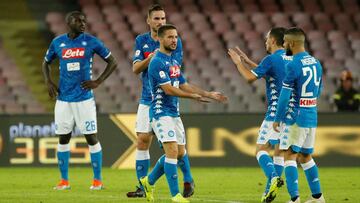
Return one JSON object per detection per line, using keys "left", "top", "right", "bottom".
{"left": 46, "top": 80, "right": 58, "bottom": 99}
{"left": 191, "top": 93, "right": 210, "bottom": 103}
{"left": 273, "top": 122, "right": 280, "bottom": 133}
{"left": 208, "top": 91, "right": 228, "bottom": 103}
{"left": 234, "top": 46, "right": 250, "bottom": 63}
{"left": 228, "top": 48, "right": 242, "bottom": 65}
{"left": 81, "top": 80, "right": 101, "bottom": 90}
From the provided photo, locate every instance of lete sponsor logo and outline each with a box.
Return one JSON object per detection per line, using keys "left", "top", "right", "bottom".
{"left": 62, "top": 48, "right": 85, "bottom": 59}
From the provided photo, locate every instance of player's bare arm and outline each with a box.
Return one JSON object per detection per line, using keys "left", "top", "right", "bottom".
{"left": 179, "top": 83, "right": 228, "bottom": 103}
{"left": 228, "top": 48, "right": 257, "bottom": 83}
{"left": 81, "top": 55, "right": 117, "bottom": 90}
{"left": 160, "top": 83, "right": 208, "bottom": 102}
{"left": 42, "top": 60, "right": 58, "bottom": 99}
{"left": 132, "top": 52, "right": 155, "bottom": 74}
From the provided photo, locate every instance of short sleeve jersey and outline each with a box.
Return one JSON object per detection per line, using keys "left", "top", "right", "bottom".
{"left": 132, "top": 32, "right": 183, "bottom": 105}
{"left": 148, "top": 51, "right": 186, "bottom": 120}
{"left": 44, "top": 33, "right": 111, "bottom": 102}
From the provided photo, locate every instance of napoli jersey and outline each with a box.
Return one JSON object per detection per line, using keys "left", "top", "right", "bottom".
{"left": 251, "top": 49, "right": 293, "bottom": 121}
{"left": 148, "top": 51, "right": 186, "bottom": 120}
{"left": 281, "top": 52, "right": 323, "bottom": 127}
{"left": 44, "top": 33, "right": 111, "bottom": 102}
{"left": 133, "top": 32, "right": 183, "bottom": 105}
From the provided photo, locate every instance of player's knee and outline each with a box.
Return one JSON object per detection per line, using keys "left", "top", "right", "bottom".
{"left": 255, "top": 144, "right": 270, "bottom": 155}
{"left": 298, "top": 153, "right": 312, "bottom": 163}
{"left": 84, "top": 133, "right": 99, "bottom": 145}
{"left": 177, "top": 148, "right": 185, "bottom": 158}
{"left": 137, "top": 133, "right": 152, "bottom": 150}
{"left": 59, "top": 133, "right": 71, "bottom": 144}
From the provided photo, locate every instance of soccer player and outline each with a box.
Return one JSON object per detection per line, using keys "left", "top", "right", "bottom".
{"left": 127, "top": 4, "right": 194, "bottom": 198}
{"left": 140, "top": 24, "right": 227, "bottom": 203}
{"left": 228, "top": 27, "right": 293, "bottom": 202}
{"left": 273, "top": 27, "right": 325, "bottom": 203}
{"left": 42, "top": 11, "right": 117, "bottom": 190}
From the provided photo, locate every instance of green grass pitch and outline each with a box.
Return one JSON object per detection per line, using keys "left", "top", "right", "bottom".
{"left": 0, "top": 167, "right": 359, "bottom": 203}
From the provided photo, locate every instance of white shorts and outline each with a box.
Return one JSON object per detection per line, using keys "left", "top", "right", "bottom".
{"left": 55, "top": 98, "right": 97, "bottom": 135}
{"left": 135, "top": 104, "right": 153, "bottom": 133}
{"left": 151, "top": 116, "right": 186, "bottom": 145}
{"left": 279, "top": 123, "right": 316, "bottom": 154}
{"left": 256, "top": 120, "right": 281, "bottom": 145}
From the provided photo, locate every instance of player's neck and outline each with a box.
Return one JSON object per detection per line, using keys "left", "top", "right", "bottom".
{"left": 271, "top": 46, "right": 283, "bottom": 54}
{"left": 159, "top": 47, "right": 172, "bottom": 56}
{"left": 150, "top": 31, "right": 159, "bottom": 41}
{"left": 68, "top": 32, "right": 82, "bottom": 40}
{"left": 291, "top": 47, "right": 305, "bottom": 55}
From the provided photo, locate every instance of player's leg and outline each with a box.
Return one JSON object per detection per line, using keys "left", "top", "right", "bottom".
{"left": 54, "top": 100, "right": 74, "bottom": 190}
{"left": 299, "top": 128, "right": 325, "bottom": 203}
{"left": 273, "top": 144, "right": 285, "bottom": 176}
{"left": 84, "top": 133, "right": 103, "bottom": 190}
{"left": 284, "top": 149, "right": 300, "bottom": 203}
{"left": 73, "top": 98, "right": 103, "bottom": 190}
{"left": 256, "top": 121, "right": 281, "bottom": 202}
{"left": 135, "top": 104, "right": 153, "bottom": 181}
{"left": 281, "top": 124, "right": 307, "bottom": 203}
{"left": 175, "top": 117, "right": 194, "bottom": 198}
{"left": 128, "top": 104, "right": 154, "bottom": 197}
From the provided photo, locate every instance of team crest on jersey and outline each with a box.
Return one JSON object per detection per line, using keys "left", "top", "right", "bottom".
{"left": 81, "top": 41, "right": 87, "bottom": 46}
{"left": 59, "top": 43, "right": 66, "bottom": 47}
{"left": 62, "top": 48, "right": 85, "bottom": 59}
{"left": 169, "top": 65, "right": 180, "bottom": 78}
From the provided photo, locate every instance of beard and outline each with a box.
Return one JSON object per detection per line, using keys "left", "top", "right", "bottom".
{"left": 164, "top": 44, "right": 176, "bottom": 52}
{"left": 285, "top": 48, "right": 293, "bottom": 56}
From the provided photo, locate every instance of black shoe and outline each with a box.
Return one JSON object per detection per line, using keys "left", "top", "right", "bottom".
{"left": 183, "top": 180, "right": 195, "bottom": 198}
{"left": 126, "top": 186, "right": 145, "bottom": 198}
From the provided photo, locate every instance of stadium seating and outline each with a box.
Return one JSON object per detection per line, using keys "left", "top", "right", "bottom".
{"left": 41, "top": 0, "right": 360, "bottom": 113}
{"left": 0, "top": 42, "right": 46, "bottom": 114}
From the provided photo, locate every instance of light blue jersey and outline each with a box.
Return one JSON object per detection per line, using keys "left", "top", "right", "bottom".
{"left": 148, "top": 51, "right": 186, "bottom": 120}
{"left": 44, "top": 33, "right": 111, "bottom": 102}
{"left": 251, "top": 49, "right": 293, "bottom": 121}
{"left": 133, "top": 32, "right": 183, "bottom": 105}
{"left": 275, "top": 52, "right": 323, "bottom": 127}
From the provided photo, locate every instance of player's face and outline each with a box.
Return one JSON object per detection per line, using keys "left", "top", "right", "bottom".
{"left": 161, "top": 29, "right": 178, "bottom": 51}
{"left": 283, "top": 36, "right": 293, "bottom": 56}
{"left": 68, "top": 15, "right": 86, "bottom": 34}
{"left": 147, "top": 10, "right": 166, "bottom": 33}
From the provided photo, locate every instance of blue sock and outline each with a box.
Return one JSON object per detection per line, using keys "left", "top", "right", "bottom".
{"left": 301, "top": 159, "right": 321, "bottom": 195}
{"left": 148, "top": 155, "right": 165, "bottom": 185}
{"left": 274, "top": 156, "right": 285, "bottom": 177}
{"left": 178, "top": 152, "right": 193, "bottom": 183}
{"left": 89, "top": 143, "right": 102, "bottom": 180}
{"left": 265, "top": 178, "right": 271, "bottom": 194}
{"left": 164, "top": 157, "right": 179, "bottom": 197}
{"left": 257, "top": 151, "right": 277, "bottom": 180}
{"left": 57, "top": 144, "right": 70, "bottom": 180}
{"left": 135, "top": 150, "right": 150, "bottom": 181}
{"left": 285, "top": 160, "right": 299, "bottom": 199}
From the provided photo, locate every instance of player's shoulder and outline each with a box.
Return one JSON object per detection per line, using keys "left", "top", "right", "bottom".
{"left": 52, "top": 34, "right": 67, "bottom": 43}
{"left": 82, "top": 33, "right": 101, "bottom": 42}
{"left": 135, "top": 32, "right": 151, "bottom": 42}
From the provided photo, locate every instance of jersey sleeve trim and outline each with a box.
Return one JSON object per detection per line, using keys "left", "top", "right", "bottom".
{"left": 104, "top": 52, "right": 111, "bottom": 59}
{"left": 133, "top": 59, "right": 141, "bottom": 64}
{"left": 250, "top": 70, "right": 259, "bottom": 78}
{"left": 159, "top": 81, "right": 171, "bottom": 85}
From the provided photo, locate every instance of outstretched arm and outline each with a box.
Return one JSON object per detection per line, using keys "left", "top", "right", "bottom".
{"left": 179, "top": 83, "right": 228, "bottom": 103}
{"left": 160, "top": 83, "right": 208, "bottom": 102}
{"left": 42, "top": 60, "right": 58, "bottom": 99}
{"left": 228, "top": 47, "right": 258, "bottom": 83}
{"left": 81, "top": 55, "right": 117, "bottom": 90}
